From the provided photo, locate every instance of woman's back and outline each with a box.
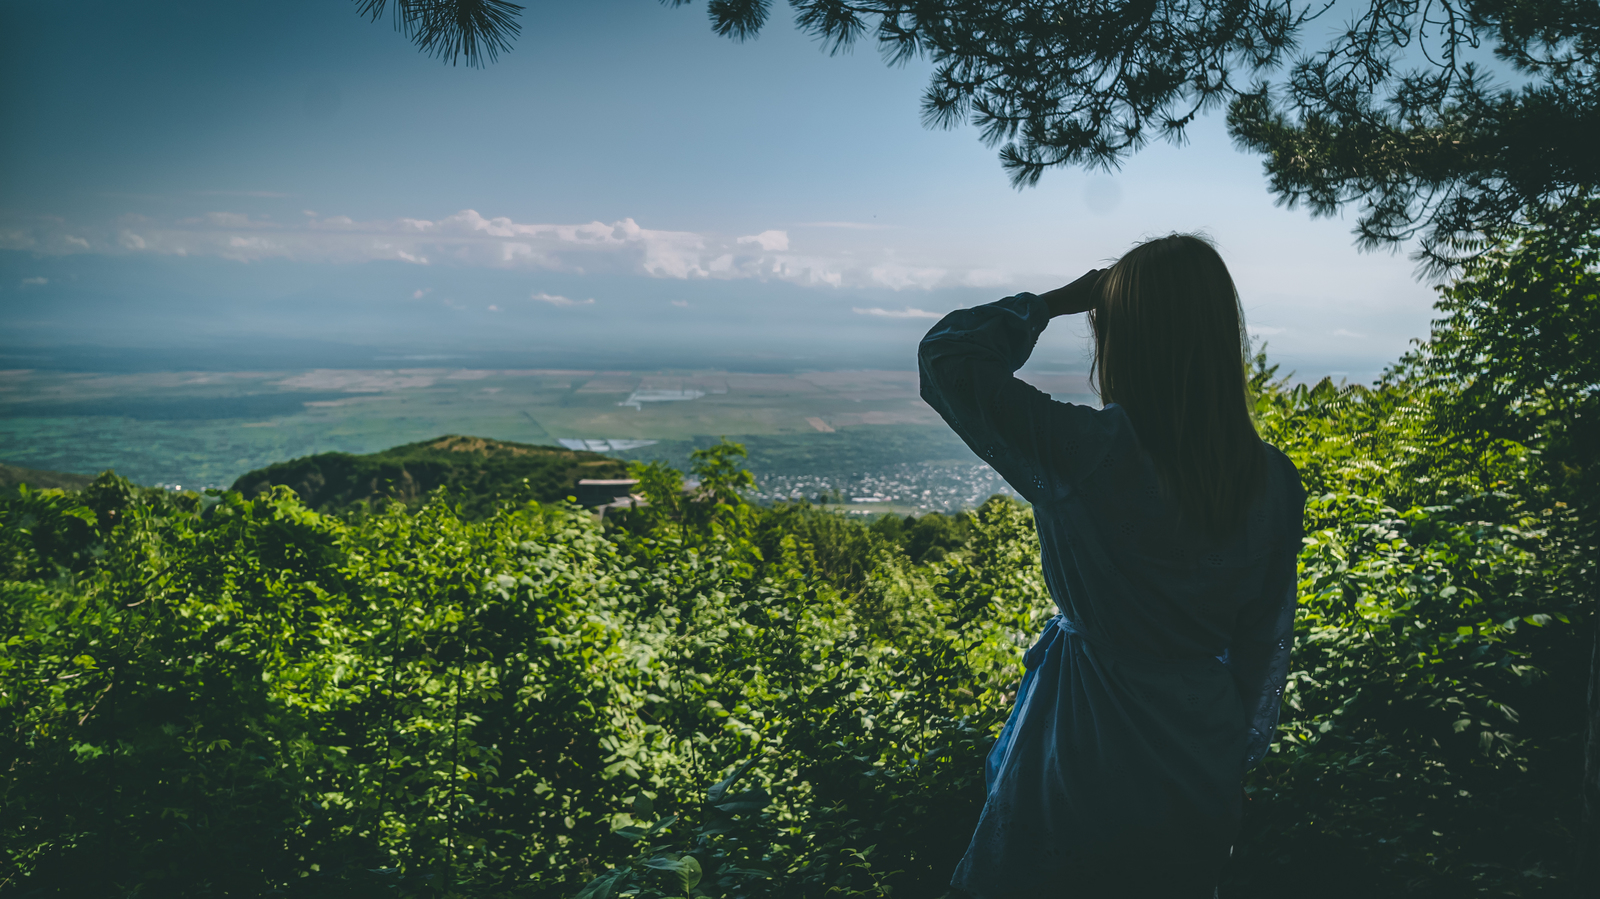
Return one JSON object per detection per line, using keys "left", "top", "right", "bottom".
{"left": 919, "top": 236, "right": 1304, "bottom": 899}
{"left": 1036, "top": 401, "right": 1303, "bottom": 660}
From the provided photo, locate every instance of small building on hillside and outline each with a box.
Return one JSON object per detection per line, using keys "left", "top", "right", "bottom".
{"left": 575, "top": 479, "right": 639, "bottom": 507}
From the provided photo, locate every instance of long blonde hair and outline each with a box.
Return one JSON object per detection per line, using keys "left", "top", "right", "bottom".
{"left": 1089, "top": 233, "right": 1264, "bottom": 533}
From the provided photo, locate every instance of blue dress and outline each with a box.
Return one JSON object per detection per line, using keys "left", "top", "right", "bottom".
{"left": 918, "top": 294, "right": 1305, "bottom": 898}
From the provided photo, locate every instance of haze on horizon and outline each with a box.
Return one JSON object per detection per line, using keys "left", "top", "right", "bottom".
{"left": 2, "top": 0, "right": 1444, "bottom": 382}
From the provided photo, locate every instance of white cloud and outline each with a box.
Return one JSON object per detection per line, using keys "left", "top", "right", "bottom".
{"left": 20, "top": 276, "right": 47, "bottom": 286}
{"left": 1250, "top": 325, "right": 1286, "bottom": 336}
{"left": 671, "top": 300, "right": 689, "bottom": 307}
{"left": 960, "top": 269, "right": 1011, "bottom": 288}
{"left": 1332, "top": 328, "right": 1364, "bottom": 338}
{"left": 412, "top": 288, "right": 432, "bottom": 299}
{"left": 531, "top": 292, "right": 595, "bottom": 307}
{"left": 853, "top": 306, "right": 941, "bottom": 319}
{"left": 0, "top": 209, "right": 1002, "bottom": 291}
{"left": 797, "top": 221, "right": 890, "bottom": 230}
{"left": 764, "top": 255, "right": 844, "bottom": 287}
{"left": 737, "top": 230, "right": 789, "bottom": 252}
{"left": 869, "top": 264, "right": 948, "bottom": 291}
{"left": 487, "top": 304, "right": 501, "bottom": 311}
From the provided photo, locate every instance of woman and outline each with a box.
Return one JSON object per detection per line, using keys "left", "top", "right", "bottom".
{"left": 919, "top": 234, "right": 1304, "bottom": 898}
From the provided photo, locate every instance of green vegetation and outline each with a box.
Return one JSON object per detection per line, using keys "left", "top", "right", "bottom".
{"left": 2, "top": 207, "right": 1596, "bottom": 896}
{"left": 229, "top": 435, "right": 626, "bottom": 519}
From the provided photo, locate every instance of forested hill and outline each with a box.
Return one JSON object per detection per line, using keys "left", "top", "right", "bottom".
{"left": 0, "top": 462, "right": 94, "bottom": 491}
{"left": 230, "top": 434, "right": 626, "bottom": 517}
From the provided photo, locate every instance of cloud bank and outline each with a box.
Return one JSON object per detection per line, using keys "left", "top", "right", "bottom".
{"left": 530, "top": 292, "right": 594, "bottom": 307}
{"left": 853, "top": 306, "right": 942, "bottom": 319}
{"left": 0, "top": 209, "right": 1012, "bottom": 292}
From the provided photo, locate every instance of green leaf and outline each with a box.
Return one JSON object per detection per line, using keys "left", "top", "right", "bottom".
{"left": 677, "top": 855, "right": 703, "bottom": 893}
{"left": 574, "top": 867, "right": 633, "bottom": 899}
{"left": 645, "top": 854, "right": 703, "bottom": 894}
{"left": 631, "top": 793, "right": 654, "bottom": 817}
{"left": 712, "top": 787, "right": 770, "bottom": 813}
{"left": 707, "top": 757, "right": 759, "bottom": 805}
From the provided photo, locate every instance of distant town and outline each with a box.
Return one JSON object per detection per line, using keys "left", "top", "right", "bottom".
{"left": 749, "top": 461, "right": 1020, "bottom": 513}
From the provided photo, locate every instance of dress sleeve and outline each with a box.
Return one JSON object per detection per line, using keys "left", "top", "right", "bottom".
{"left": 1227, "top": 462, "right": 1307, "bottom": 769}
{"left": 918, "top": 294, "right": 1110, "bottom": 503}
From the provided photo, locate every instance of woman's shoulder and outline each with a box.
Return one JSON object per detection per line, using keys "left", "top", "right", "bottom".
{"left": 1088, "top": 401, "right": 1140, "bottom": 436}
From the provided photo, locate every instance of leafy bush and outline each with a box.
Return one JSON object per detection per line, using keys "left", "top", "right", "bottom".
{"left": 2, "top": 417, "right": 1585, "bottom": 899}
{"left": 1229, "top": 378, "right": 1589, "bottom": 897}
{"left": 0, "top": 452, "right": 1055, "bottom": 897}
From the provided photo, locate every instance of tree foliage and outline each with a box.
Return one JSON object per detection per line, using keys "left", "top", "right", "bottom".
{"left": 1229, "top": 0, "right": 1600, "bottom": 265}
{"left": 357, "top": 0, "right": 524, "bottom": 67}
{"left": 1407, "top": 195, "right": 1600, "bottom": 444}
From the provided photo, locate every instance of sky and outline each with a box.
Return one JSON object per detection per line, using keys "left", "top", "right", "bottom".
{"left": 0, "top": 0, "right": 1449, "bottom": 380}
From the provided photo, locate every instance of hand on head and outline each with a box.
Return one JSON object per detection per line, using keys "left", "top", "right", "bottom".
{"left": 1041, "top": 268, "right": 1106, "bottom": 318}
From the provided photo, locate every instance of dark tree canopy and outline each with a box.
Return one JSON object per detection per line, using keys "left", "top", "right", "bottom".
{"left": 358, "top": 0, "right": 523, "bottom": 67}
{"left": 1227, "top": 0, "right": 1600, "bottom": 266}
{"left": 361, "top": 0, "right": 1600, "bottom": 269}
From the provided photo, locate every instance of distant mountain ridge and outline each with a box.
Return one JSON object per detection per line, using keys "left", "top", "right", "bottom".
{"left": 0, "top": 462, "right": 95, "bottom": 491}
{"left": 230, "top": 435, "right": 627, "bottom": 517}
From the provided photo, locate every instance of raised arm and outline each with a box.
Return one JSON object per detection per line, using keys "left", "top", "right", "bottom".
{"left": 917, "top": 283, "right": 1111, "bottom": 503}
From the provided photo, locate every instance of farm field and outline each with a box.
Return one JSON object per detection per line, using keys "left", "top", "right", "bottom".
{"left": 0, "top": 366, "right": 1095, "bottom": 509}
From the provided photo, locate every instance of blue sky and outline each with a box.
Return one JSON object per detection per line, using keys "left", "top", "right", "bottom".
{"left": 1, "top": 0, "right": 1446, "bottom": 379}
